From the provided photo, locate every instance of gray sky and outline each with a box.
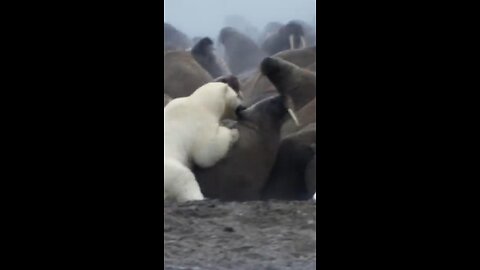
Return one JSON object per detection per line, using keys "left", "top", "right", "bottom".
{"left": 164, "top": 0, "right": 316, "bottom": 39}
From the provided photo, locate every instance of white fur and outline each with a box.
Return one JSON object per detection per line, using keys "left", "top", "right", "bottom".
{"left": 164, "top": 82, "right": 242, "bottom": 203}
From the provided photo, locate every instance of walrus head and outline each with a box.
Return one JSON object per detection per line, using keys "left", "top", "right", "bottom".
{"left": 164, "top": 23, "right": 192, "bottom": 51}
{"left": 259, "top": 57, "right": 307, "bottom": 126}
{"left": 282, "top": 21, "right": 306, "bottom": 50}
{"left": 260, "top": 56, "right": 316, "bottom": 111}
{"left": 218, "top": 27, "right": 238, "bottom": 45}
{"left": 191, "top": 37, "right": 230, "bottom": 78}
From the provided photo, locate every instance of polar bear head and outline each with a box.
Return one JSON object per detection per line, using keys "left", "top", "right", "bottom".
{"left": 190, "top": 82, "right": 243, "bottom": 120}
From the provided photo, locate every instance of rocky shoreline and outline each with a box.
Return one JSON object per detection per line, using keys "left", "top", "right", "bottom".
{"left": 164, "top": 200, "right": 316, "bottom": 270}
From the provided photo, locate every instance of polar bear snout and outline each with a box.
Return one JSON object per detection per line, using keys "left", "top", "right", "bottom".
{"left": 223, "top": 91, "right": 244, "bottom": 120}
{"left": 230, "top": 95, "right": 243, "bottom": 108}
{"left": 235, "top": 105, "right": 247, "bottom": 118}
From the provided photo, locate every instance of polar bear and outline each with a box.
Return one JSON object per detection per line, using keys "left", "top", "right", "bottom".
{"left": 164, "top": 82, "right": 243, "bottom": 202}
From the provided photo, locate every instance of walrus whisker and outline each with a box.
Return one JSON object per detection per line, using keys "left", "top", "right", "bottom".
{"left": 287, "top": 108, "right": 300, "bottom": 126}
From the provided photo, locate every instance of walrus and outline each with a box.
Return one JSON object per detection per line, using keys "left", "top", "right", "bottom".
{"left": 260, "top": 57, "right": 316, "bottom": 110}
{"left": 194, "top": 94, "right": 293, "bottom": 201}
{"left": 218, "top": 27, "right": 267, "bottom": 76}
{"left": 242, "top": 56, "right": 316, "bottom": 113}
{"left": 223, "top": 14, "right": 260, "bottom": 42}
{"left": 262, "top": 123, "right": 316, "bottom": 200}
{"left": 261, "top": 21, "right": 307, "bottom": 56}
{"left": 164, "top": 23, "right": 192, "bottom": 51}
{"left": 193, "top": 59, "right": 300, "bottom": 201}
{"left": 238, "top": 47, "right": 315, "bottom": 107}
{"left": 164, "top": 51, "right": 213, "bottom": 98}
{"left": 290, "top": 20, "right": 316, "bottom": 47}
{"left": 191, "top": 37, "right": 230, "bottom": 79}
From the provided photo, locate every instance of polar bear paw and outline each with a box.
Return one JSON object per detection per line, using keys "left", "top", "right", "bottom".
{"left": 177, "top": 190, "right": 205, "bottom": 203}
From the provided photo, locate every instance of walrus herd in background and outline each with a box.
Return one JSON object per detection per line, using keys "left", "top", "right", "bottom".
{"left": 164, "top": 19, "right": 316, "bottom": 202}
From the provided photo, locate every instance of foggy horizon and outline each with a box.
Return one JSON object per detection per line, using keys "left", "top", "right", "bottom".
{"left": 164, "top": 0, "right": 316, "bottom": 40}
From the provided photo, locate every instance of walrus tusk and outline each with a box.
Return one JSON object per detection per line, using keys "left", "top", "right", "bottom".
{"left": 289, "top": 34, "right": 294, "bottom": 50}
{"left": 300, "top": 36, "right": 307, "bottom": 48}
{"left": 287, "top": 108, "right": 300, "bottom": 126}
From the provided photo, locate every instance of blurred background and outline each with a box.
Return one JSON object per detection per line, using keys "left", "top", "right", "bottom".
{"left": 164, "top": 0, "right": 316, "bottom": 39}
